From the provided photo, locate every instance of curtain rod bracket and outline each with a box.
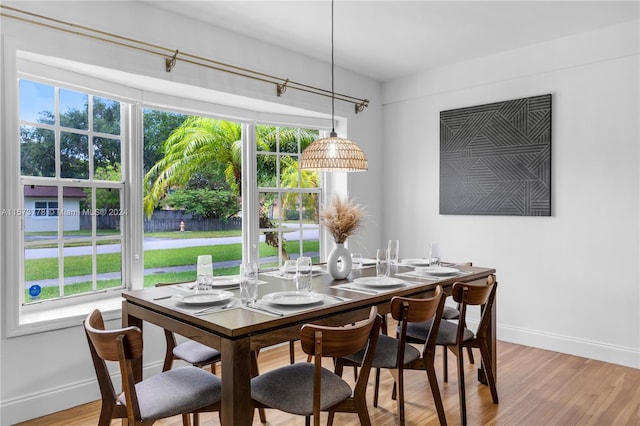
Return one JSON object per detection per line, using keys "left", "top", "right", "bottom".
{"left": 165, "top": 50, "right": 179, "bottom": 72}
{"left": 355, "top": 99, "right": 369, "bottom": 114}
{"left": 276, "top": 79, "right": 289, "bottom": 97}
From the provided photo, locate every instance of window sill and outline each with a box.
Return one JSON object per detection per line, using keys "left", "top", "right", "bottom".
{"left": 11, "top": 295, "right": 123, "bottom": 337}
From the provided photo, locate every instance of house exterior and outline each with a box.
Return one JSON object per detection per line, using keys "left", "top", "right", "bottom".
{"left": 23, "top": 186, "right": 87, "bottom": 232}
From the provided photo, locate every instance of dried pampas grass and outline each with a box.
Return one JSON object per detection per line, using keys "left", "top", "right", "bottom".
{"left": 320, "top": 196, "right": 365, "bottom": 244}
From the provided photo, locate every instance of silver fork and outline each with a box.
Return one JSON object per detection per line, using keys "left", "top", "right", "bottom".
{"left": 193, "top": 300, "right": 236, "bottom": 315}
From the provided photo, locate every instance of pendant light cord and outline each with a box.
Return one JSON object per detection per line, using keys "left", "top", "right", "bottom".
{"left": 331, "top": 0, "right": 337, "bottom": 136}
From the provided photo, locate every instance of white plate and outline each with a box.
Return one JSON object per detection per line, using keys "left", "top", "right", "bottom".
{"left": 279, "top": 265, "right": 324, "bottom": 271}
{"left": 353, "top": 276, "right": 406, "bottom": 288}
{"left": 402, "top": 258, "right": 431, "bottom": 267}
{"left": 178, "top": 290, "right": 234, "bottom": 305}
{"left": 415, "top": 266, "right": 460, "bottom": 276}
{"left": 262, "top": 291, "right": 325, "bottom": 306}
{"left": 209, "top": 276, "right": 242, "bottom": 287}
{"left": 361, "top": 258, "right": 377, "bottom": 266}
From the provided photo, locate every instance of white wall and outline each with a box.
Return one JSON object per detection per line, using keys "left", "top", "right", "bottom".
{"left": 382, "top": 21, "right": 639, "bottom": 368}
{"left": 0, "top": 2, "right": 382, "bottom": 424}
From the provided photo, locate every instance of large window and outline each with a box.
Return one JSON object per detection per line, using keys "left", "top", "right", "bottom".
{"left": 19, "top": 79, "right": 126, "bottom": 305}
{"left": 141, "top": 111, "right": 245, "bottom": 284}
{"left": 256, "top": 125, "right": 321, "bottom": 266}
{"left": 9, "top": 62, "right": 331, "bottom": 335}
{"left": 139, "top": 112, "right": 322, "bottom": 286}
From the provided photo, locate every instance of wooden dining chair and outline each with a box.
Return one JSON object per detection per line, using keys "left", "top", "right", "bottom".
{"left": 406, "top": 276, "right": 498, "bottom": 425}
{"left": 157, "top": 281, "right": 298, "bottom": 368}
{"left": 83, "top": 309, "right": 221, "bottom": 426}
{"left": 251, "top": 307, "right": 382, "bottom": 426}
{"left": 156, "top": 282, "right": 222, "bottom": 374}
{"left": 338, "top": 286, "right": 447, "bottom": 425}
{"left": 156, "top": 281, "right": 268, "bottom": 423}
{"left": 441, "top": 263, "right": 475, "bottom": 369}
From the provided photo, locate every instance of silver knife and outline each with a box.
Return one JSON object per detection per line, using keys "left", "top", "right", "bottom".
{"left": 324, "top": 294, "right": 349, "bottom": 301}
{"left": 340, "top": 286, "right": 380, "bottom": 294}
{"left": 250, "top": 304, "right": 284, "bottom": 316}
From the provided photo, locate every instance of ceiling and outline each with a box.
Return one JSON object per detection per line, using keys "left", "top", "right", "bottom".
{"left": 145, "top": 1, "right": 639, "bottom": 82}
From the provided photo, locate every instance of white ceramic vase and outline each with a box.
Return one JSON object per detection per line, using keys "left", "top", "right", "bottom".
{"left": 327, "top": 243, "right": 352, "bottom": 280}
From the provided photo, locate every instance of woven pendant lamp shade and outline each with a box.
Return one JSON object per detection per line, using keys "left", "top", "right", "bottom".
{"left": 299, "top": 133, "right": 368, "bottom": 172}
{"left": 299, "top": 0, "right": 367, "bottom": 173}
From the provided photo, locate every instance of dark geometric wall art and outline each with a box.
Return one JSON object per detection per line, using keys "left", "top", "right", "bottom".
{"left": 440, "top": 94, "right": 551, "bottom": 216}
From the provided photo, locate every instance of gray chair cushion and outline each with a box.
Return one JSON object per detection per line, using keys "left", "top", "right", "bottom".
{"left": 119, "top": 366, "right": 221, "bottom": 420}
{"left": 405, "top": 319, "right": 474, "bottom": 345}
{"left": 173, "top": 340, "right": 221, "bottom": 365}
{"left": 343, "top": 334, "right": 420, "bottom": 369}
{"left": 442, "top": 305, "right": 460, "bottom": 319}
{"left": 251, "top": 362, "right": 353, "bottom": 416}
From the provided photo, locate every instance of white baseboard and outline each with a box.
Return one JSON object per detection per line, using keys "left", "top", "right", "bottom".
{"left": 1, "top": 361, "right": 164, "bottom": 425}
{"left": 498, "top": 324, "right": 640, "bottom": 369}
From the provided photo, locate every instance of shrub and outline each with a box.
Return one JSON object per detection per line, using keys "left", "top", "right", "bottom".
{"left": 165, "top": 189, "right": 240, "bottom": 220}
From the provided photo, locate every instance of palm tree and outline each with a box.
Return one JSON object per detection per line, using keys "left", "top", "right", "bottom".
{"left": 144, "top": 117, "right": 241, "bottom": 214}
{"left": 280, "top": 155, "right": 321, "bottom": 220}
{"left": 144, "top": 117, "right": 319, "bottom": 259}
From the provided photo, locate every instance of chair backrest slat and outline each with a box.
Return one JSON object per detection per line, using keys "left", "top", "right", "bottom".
{"left": 390, "top": 285, "right": 444, "bottom": 323}
{"left": 84, "top": 309, "right": 143, "bottom": 362}
{"left": 299, "top": 307, "right": 378, "bottom": 358}
{"left": 451, "top": 276, "right": 494, "bottom": 306}
{"left": 451, "top": 276, "right": 497, "bottom": 340}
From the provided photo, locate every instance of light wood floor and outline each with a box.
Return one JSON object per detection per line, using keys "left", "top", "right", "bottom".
{"left": 17, "top": 338, "right": 640, "bottom": 426}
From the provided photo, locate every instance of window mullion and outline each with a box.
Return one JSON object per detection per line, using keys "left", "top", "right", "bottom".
{"left": 242, "top": 123, "right": 259, "bottom": 265}
{"left": 57, "top": 183, "right": 64, "bottom": 298}
{"left": 124, "top": 102, "right": 140, "bottom": 289}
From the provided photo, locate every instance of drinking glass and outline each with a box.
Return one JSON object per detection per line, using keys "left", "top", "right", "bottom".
{"left": 196, "top": 255, "right": 214, "bottom": 292}
{"left": 387, "top": 239, "right": 400, "bottom": 274}
{"left": 296, "top": 256, "right": 313, "bottom": 292}
{"left": 387, "top": 240, "right": 400, "bottom": 265}
{"left": 240, "top": 263, "right": 258, "bottom": 305}
{"left": 351, "top": 252, "right": 363, "bottom": 269}
{"left": 376, "top": 248, "right": 388, "bottom": 277}
{"left": 429, "top": 243, "right": 440, "bottom": 267}
{"left": 282, "top": 259, "right": 297, "bottom": 280}
{"left": 196, "top": 274, "right": 213, "bottom": 293}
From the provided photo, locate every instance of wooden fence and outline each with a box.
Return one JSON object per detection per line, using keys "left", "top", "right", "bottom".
{"left": 144, "top": 210, "right": 241, "bottom": 232}
{"left": 81, "top": 210, "right": 242, "bottom": 232}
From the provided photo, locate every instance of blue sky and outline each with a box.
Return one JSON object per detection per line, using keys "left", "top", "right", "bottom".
{"left": 20, "top": 79, "right": 88, "bottom": 124}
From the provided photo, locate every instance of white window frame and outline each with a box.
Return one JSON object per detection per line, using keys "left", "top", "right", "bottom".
{"left": 2, "top": 48, "right": 337, "bottom": 337}
{"left": 254, "top": 125, "right": 325, "bottom": 267}
{"left": 19, "top": 78, "right": 129, "bottom": 306}
{"left": 3, "top": 58, "right": 142, "bottom": 336}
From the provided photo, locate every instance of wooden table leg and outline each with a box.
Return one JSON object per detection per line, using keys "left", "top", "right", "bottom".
{"left": 221, "top": 336, "right": 252, "bottom": 426}
{"left": 122, "top": 301, "right": 143, "bottom": 383}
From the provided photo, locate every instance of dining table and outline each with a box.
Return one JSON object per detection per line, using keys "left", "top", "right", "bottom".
{"left": 121, "top": 262, "right": 497, "bottom": 426}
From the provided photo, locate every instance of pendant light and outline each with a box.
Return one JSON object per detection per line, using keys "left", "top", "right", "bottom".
{"left": 299, "top": 0, "right": 368, "bottom": 172}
